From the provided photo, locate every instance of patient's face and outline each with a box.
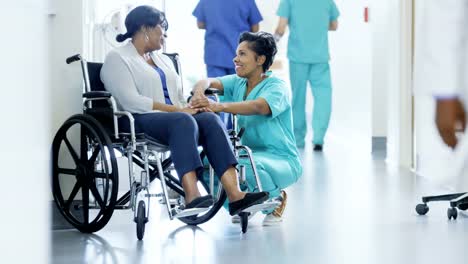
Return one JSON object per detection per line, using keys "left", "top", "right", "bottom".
{"left": 146, "top": 24, "right": 165, "bottom": 51}
{"left": 233, "top": 41, "right": 261, "bottom": 78}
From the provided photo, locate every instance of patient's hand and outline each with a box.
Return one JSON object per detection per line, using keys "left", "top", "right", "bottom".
{"left": 190, "top": 95, "right": 210, "bottom": 108}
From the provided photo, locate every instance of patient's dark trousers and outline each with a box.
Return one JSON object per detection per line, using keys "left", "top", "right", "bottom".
{"left": 119, "top": 112, "right": 237, "bottom": 180}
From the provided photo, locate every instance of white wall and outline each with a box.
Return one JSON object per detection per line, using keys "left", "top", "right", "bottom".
{"left": 0, "top": 1, "right": 50, "bottom": 263}
{"left": 50, "top": 0, "right": 84, "bottom": 133}
{"left": 371, "top": 1, "right": 389, "bottom": 137}
{"left": 371, "top": 0, "right": 413, "bottom": 166}
{"left": 49, "top": 0, "right": 85, "bottom": 198}
{"left": 327, "top": 0, "right": 372, "bottom": 152}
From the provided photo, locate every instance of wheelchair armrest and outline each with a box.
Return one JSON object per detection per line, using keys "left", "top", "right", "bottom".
{"left": 187, "top": 88, "right": 222, "bottom": 103}
{"left": 83, "top": 91, "right": 112, "bottom": 99}
{"left": 189, "top": 88, "right": 222, "bottom": 96}
{"left": 114, "top": 111, "right": 137, "bottom": 150}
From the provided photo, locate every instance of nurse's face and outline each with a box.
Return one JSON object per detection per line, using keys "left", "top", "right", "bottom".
{"left": 233, "top": 41, "right": 264, "bottom": 78}
{"left": 146, "top": 24, "right": 166, "bottom": 51}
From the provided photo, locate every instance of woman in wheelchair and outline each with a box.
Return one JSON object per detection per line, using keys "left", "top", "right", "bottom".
{"left": 100, "top": 5, "right": 268, "bottom": 214}
{"left": 191, "top": 32, "right": 303, "bottom": 224}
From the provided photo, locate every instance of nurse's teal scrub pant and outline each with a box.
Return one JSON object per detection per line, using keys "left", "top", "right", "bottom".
{"left": 289, "top": 62, "right": 332, "bottom": 147}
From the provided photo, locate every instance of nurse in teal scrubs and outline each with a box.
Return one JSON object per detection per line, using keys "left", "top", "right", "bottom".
{"left": 275, "top": 0, "right": 340, "bottom": 151}
{"left": 191, "top": 32, "right": 302, "bottom": 224}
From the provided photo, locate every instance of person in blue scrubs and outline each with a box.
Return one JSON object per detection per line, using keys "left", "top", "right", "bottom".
{"left": 191, "top": 32, "right": 302, "bottom": 225}
{"left": 192, "top": 0, "right": 263, "bottom": 78}
{"left": 275, "top": 0, "right": 340, "bottom": 151}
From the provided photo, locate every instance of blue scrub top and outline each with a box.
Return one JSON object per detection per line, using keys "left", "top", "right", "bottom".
{"left": 218, "top": 72, "right": 302, "bottom": 176}
{"left": 193, "top": 0, "right": 263, "bottom": 68}
{"left": 277, "top": 0, "right": 340, "bottom": 63}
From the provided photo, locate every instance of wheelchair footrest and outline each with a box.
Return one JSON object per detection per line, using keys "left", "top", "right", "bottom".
{"left": 159, "top": 198, "right": 180, "bottom": 206}
{"left": 241, "top": 201, "right": 281, "bottom": 213}
{"left": 172, "top": 207, "right": 211, "bottom": 218}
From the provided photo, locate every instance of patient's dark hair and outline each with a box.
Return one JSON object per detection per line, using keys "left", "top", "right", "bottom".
{"left": 238, "top": 31, "right": 277, "bottom": 72}
{"left": 116, "top": 5, "right": 168, "bottom": 42}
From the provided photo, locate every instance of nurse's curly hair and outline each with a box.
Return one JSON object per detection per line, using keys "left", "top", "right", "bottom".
{"left": 239, "top": 31, "right": 278, "bottom": 72}
{"left": 116, "top": 5, "right": 168, "bottom": 42}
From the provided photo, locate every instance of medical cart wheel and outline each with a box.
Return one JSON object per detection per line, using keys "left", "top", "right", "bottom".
{"left": 52, "top": 114, "right": 119, "bottom": 233}
{"left": 415, "top": 204, "right": 429, "bottom": 215}
{"left": 240, "top": 212, "right": 249, "bottom": 233}
{"left": 136, "top": 200, "right": 147, "bottom": 240}
{"left": 447, "top": 207, "right": 458, "bottom": 220}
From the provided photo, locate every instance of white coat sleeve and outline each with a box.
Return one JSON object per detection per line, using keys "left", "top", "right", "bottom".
{"left": 421, "top": 0, "right": 467, "bottom": 98}
{"left": 100, "top": 52, "right": 153, "bottom": 113}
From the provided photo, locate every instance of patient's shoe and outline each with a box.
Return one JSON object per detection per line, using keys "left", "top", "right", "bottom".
{"left": 184, "top": 195, "right": 213, "bottom": 209}
{"left": 229, "top": 192, "right": 269, "bottom": 216}
{"left": 263, "top": 190, "right": 287, "bottom": 226}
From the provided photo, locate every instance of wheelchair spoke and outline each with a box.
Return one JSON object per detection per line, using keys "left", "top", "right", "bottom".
{"left": 82, "top": 185, "right": 90, "bottom": 224}
{"left": 89, "top": 184, "right": 105, "bottom": 208}
{"left": 88, "top": 147, "right": 100, "bottom": 165}
{"left": 64, "top": 136, "right": 80, "bottom": 164}
{"left": 64, "top": 182, "right": 81, "bottom": 210}
{"left": 57, "top": 168, "right": 76, "bottom": 176}
{"left": 94, "top": 172, "right": 109, "bottom": 179}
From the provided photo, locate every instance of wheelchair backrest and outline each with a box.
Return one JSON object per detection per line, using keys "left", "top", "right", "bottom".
{"left": 163, "top": 53, "right": 180, "bottom": 74}
{"left": 86, "top": 62, "right": 105, "bottom": 92}
{"left": 84, "top": 61, "right": 115, "bottom": 135}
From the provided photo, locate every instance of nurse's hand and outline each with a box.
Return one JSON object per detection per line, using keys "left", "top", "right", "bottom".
{"left": 435, "top": 98, "right": 466, "bottom": 148}
{"left": 179, "top": 107, "right": 200, "bottom": 115}
{"left": 206, "top": 101, "right": 224, "bottom": 113}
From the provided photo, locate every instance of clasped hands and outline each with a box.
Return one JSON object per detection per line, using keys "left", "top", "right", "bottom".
{"left": 184, "top": 91, "right": 224, "bottom": 114}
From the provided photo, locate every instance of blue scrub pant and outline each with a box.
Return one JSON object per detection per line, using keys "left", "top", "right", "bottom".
{"left": 206, "top": 65, "right": 235, "bottom": 129}
{"left": 206, "top": 65, "right": 236, "bottom": 77}
{"left": 119, "top": 112, "right": 237, "bottom": 180}
{"left": 289, "top": 62, "right": 332, "bottom": 146}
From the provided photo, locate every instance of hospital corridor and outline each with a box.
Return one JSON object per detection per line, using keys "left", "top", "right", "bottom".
{"left": 2, "top": 0, "right": 468, "bottom": 264}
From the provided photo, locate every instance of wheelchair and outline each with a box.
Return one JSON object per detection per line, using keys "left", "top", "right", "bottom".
{"left": 52, "top": 53, "right": 279, "bottom": 240}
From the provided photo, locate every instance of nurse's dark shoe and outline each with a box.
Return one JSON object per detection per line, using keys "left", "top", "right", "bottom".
{"left": 313, "top": 144, "right": 323, "bottom": 152}
{"left": 229, "top": 192, "right": 269, "bottom": 216}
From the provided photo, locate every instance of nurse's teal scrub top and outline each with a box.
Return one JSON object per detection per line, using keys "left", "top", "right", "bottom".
{"left": 277, "top": 0, "right": 340, "bottom": 63}
{"left": 218, "top": 72, "right": 302, "bottom": 177}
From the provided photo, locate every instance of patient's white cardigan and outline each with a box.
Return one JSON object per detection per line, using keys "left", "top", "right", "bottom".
{"left": 100, "top": 41, "right": 186, "bottom": 113}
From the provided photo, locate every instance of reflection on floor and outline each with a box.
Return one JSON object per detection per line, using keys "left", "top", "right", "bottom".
{"left": 52, "top": 141, "right": 468, "bottom": 264}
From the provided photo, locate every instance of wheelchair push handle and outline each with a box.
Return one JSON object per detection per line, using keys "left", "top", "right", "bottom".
{"left": 190, "top": 88, "right": 221, "bottom": 96}
{"left": 66, "top": 54, "right": 82, "bottom": 64}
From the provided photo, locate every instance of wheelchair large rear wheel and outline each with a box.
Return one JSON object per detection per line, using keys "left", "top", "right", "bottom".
{"left": 52, "top": 114, "right": 118, "bottom": 233}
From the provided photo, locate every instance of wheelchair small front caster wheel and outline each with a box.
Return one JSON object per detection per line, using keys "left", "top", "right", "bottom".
{"left": 415, "top": 204, "right": 429, "bottom": 215}
{"left": 240, "top": 212, "right": 249, "bottom": 233}
{"left": 447, "top": 207, "right": 458, "bottom": 220}
{"left": 136, "top": 200, "right": 148, "bottom": 240}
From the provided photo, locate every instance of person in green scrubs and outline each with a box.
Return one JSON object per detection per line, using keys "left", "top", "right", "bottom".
{"left": 191, "top": 31, "right": 302, "bottom": 224}
{"left": 274, "top": 0, "right": 340, "bottom": 151}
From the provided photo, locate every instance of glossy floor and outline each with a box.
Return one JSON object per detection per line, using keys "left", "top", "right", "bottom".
{"left": 52, "top": 141, "right": 468, "bottom": 264}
